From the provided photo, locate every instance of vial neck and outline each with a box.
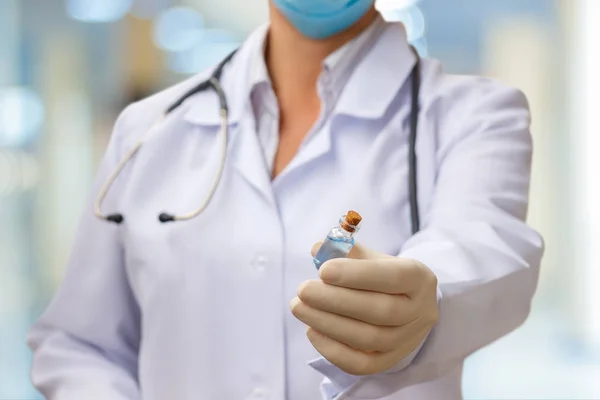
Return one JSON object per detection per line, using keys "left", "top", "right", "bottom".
{"left": 334, "top": 224, "right": 356, "bottom": 239}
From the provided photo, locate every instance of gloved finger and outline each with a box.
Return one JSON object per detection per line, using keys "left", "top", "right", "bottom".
{"left": 291, "top": 297, "right": 400, "bottom": 352}
{"left": 319, "top": 257, "right": 429, "bottom": 295}
{"left": 347, "top": 242, "right": 396, "bottom": 260}
{"left": 306, "top": 327, "right": 405, "bottom": 376}
{"left": 297, "top": 280, "right": 416, "bottom": 326}
{"left": 311, "top": 242, "right": 394, "bottom": 260}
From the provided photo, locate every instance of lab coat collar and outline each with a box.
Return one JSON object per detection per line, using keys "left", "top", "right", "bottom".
{"left": 333, "top": 22, "right": 417, "bottom": 120}
{"left": 316, "top": 14, "right": 387, "bottom": 114}
{"left": 183, "top": 20, "right": 416, "bottom": 126}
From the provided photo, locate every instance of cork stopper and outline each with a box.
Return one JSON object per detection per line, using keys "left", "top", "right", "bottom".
{"left": 341, "top": 210, "right": 362, "bottom": 233}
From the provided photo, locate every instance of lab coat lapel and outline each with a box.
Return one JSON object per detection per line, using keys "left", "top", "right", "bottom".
{"left": 184, "top": 111, "right": 274, "bottom": 206}
{"left": 279, "top": 123, "right": 332, "bottom": 181}
{"left": 184, "top": 102, "right": 275, "bottom": 204}
{"left": 231, "top": 110, "right": 275, "bottom": 205}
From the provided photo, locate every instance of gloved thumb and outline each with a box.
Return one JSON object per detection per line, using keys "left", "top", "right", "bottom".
{"left": 311, "top": 241, "right": 394, "bottom": 260}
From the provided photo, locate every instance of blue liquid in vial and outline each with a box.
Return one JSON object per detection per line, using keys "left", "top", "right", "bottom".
{"left": 313, "top": 235, "right": 355, "bottom": 270}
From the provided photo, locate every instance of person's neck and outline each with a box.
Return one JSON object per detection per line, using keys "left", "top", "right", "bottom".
{"left": 265, "top": 5, "right": 379, "bottom": 116}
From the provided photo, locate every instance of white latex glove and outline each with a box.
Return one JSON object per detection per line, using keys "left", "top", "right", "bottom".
{"left": 291, "top": 242, "right": 439, "bottom": 376}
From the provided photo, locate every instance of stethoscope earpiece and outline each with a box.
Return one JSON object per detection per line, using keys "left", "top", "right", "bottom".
{"left": 106, "top": 214, "right": 124, "bottom": 224}
{"left": 158, "top": 213, "right": 176, "bottom": 223}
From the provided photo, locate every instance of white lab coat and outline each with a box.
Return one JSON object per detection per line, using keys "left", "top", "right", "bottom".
{"left": 27, "top": 21, "right": 544, "bottom": 400}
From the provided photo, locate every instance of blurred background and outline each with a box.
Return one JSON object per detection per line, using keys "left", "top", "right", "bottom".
{"left": 0, "top": 0, "right": 598, "bottom": 399}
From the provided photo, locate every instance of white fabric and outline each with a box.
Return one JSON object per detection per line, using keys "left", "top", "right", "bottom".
{"left": 27, "top": 17, "right": 543, "bottom": 400}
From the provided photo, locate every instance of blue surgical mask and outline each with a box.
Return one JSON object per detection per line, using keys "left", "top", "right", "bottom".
{"left": 272, "top": 0, "right": 375, "bottom": 39}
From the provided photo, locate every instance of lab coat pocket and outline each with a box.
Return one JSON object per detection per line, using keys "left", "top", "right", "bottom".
{"left": 121, "top": 220, "right": 186, "bottom": 307}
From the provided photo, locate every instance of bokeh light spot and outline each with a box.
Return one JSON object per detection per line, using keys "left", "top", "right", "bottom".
{"left": 153, "top": 7, "right": 205, "bottom": 53}
{"left": 66, "top": 0, "right": 133, "bottom": 23}
{"left": 0, "top": 87, "right": 44, "bottom": 147}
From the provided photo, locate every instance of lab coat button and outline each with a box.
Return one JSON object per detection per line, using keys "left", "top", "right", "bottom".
{"left": 252, "top": 255, "right": 268, "bottom": 272}
{"left": 249, "top": 386, "right": 269, "bottom": 399}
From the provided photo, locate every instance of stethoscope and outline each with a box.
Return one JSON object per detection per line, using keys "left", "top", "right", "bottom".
{"left": 94, "top": 47, "right": 422, "bottom": 235}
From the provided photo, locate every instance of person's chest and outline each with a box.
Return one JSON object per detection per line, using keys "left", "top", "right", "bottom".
{"left": 121, "top": 100, "right": 413, "bottom": 288}
{"left": 127, "top": 105, "right": 415, "bottom": 285}
{"left": 125, "top": 105, "right": 409, "bottom": 320}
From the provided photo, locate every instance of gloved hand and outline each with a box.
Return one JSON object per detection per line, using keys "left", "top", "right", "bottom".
{"left": 290, "top": 242, "right": 439, "bottom": 376}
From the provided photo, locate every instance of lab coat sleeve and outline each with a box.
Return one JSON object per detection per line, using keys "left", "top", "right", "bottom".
{"left": 312, "top": 84, "right": 544, "bottom": 400}
{"left": 26, "top": 106, "right": 142, "bottom": 400}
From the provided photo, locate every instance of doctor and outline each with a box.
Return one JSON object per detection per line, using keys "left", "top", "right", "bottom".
{"left": 27, "top": 1, "right": 544, "bottom": 399}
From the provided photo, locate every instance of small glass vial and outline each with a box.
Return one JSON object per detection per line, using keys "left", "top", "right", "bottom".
{"left": 313, "top": 211, "right": 363, "bottom": 270}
